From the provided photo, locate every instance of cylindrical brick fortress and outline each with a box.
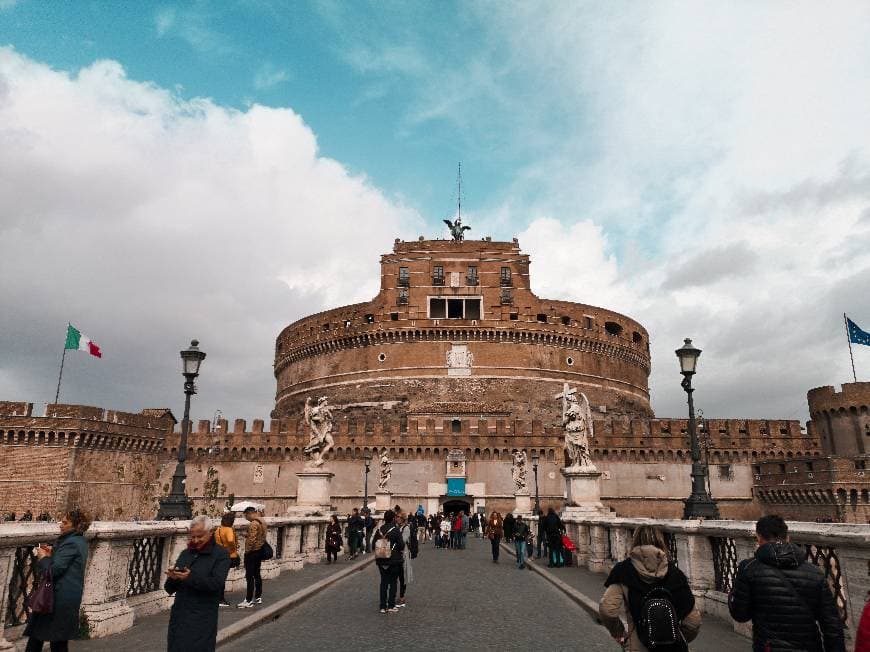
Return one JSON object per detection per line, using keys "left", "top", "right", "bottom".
{"left": 273, "top": 238, "right": 651, "bottom": 425}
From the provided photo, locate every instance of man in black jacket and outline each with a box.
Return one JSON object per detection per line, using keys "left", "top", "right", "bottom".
{"left": 347, "top": 508, "right": 364, "bottom": 559}
{"left": 372, "top": 510, "right": 405, "bottom": 614}
{"left": 728, "top": 515, "right": 845, "bottom": 652}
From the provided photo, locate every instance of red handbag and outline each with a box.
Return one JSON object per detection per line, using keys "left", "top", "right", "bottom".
{"left": 561, "top": 535, "right": 577, "bottom": 552}
{"left": 28, "top": 568, "right": 54, "bottom": 615}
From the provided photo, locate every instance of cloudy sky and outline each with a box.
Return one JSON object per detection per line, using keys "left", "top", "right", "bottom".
{"left": 1, "top": 2, "right": 869, "bottom": 424}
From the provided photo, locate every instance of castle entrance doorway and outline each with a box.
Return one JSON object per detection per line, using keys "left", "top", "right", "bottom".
{"left": 441, "top": 498, "right": 472, "bottom": 515}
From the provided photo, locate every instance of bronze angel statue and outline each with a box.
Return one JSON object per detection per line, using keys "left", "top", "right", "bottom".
{"left": 443, "top": 215, "right": 470, "bottom": 242}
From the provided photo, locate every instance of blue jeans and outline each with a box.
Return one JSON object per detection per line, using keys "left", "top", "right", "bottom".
{"left": 514, "top": 539, "right": 526, "bottom": 568}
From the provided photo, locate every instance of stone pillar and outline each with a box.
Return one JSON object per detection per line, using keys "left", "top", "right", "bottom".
{"left": 80, "top": 539, "right": 136, "bottom": 637}
{"left": 291, "top": 470, "right": 334, "bottom": 514}
{"left": 575, "top": 523, "right": 590, "bottom": 566}
{"left": 375, "top": 491, "right": 393, "bottom": 512}
{"left": 588, "top": 524, "right": 609, "bottom": 573}
{"left": 0, "top": 547, "right": 19, "bottom": 649}
{"left": 513, "top": 491, "right": 532, "bottom": 516}
{"left": 560, "top": 468, "right": 608, "bottom": 518}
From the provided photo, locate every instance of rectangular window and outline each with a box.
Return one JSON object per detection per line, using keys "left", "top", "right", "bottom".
{"left": 856, "top": 460, "right": 866, "bottom": 470}
{"left": 584, "top": 316, "right": 593, "bottom": 329}
{"left": 390, "top": 312, "right": 399, "bottom": 321}
{"left": 537, "top": 313, "right": 548, "bottom": 323}
{"left": 429, "top": 298, "right": 446, "bottom": 319}
{"left": 805, "top": 461, "right": 813, "bottom": 472}
{"left": 561, "top": 316, "right": 571, "bottom": 326}
{"left": 398, "top": 267, "right": 409, "bottom": 286}
{"left": 429, "top": 297, "right": 481, "bottom": 320}
{"left": 500, "top": 267, "right": 511, "bottom": 285}
{"left": 364, "top": 314, "right": 375, "bottom": 324}
{"left": 509, "top": 312, "right": 519, "bottom": 320}
{"left": 451, "top": 419, "right": 462, "bottom": 433}
{"left": 433, "top": 266, "right": 444, "bottom": 285}
{"left": 467, "top": 266, "right": 478, "bottom": 285}
{"left": 397, "top": 286, "right": 408, "bottom": 304}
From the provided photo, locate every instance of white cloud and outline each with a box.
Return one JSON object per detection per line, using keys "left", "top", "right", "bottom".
{"left": 0, "top": 48, "right": 422, "bottom": 421}
{"left": 253, "top": 63, "right": 291, "bottom": 91}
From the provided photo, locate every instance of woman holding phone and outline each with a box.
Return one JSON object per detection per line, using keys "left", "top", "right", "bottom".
{"left": 24, "top": 510, "right": 90, "bottom": 652}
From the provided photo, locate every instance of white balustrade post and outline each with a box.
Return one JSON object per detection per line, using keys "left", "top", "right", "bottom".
{"left": 588, "top": 524, "right": 609, "bottom": 573}
{"left": 0, "top": 547, "right": 19, "bottom": 650}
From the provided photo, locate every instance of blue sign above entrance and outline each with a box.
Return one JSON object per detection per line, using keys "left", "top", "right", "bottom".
{"left": 446, "top": 478, "right": 466, "bottom": 496}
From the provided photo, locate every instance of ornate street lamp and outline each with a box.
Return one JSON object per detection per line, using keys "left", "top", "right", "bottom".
{"left": 676, "top": 338, "right": 719, "bottom": 519}
{"left": 157, "top": 340, "right": 206, "bottom": 520}
{"left": 363, "top": 449, "right": 372, "bottom": 509}
{"left": 531, "top": 451, "right": 541, "bottom": 514}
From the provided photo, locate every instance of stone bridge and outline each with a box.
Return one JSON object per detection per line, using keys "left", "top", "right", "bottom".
{"left": 0, "top": 515, "right": 864, "bottom": 649}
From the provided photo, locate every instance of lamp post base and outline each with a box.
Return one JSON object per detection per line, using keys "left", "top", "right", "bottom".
{"left": 156, "top": 494, "right": 193, "bottom": 521}
{"left": 683, "top": 494, "right": 720, "bottom": 520}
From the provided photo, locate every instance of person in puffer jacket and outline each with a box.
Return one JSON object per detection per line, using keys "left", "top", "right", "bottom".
{"left": 728, "top": 515, "right": 845, "bottom": 652}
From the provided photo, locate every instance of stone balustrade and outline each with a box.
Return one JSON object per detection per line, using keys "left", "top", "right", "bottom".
{"left": 0, "top": 515, "right": 330, "bottom": 648}
{"left": 560, "top": 515, "right": 870, "bottom": 644}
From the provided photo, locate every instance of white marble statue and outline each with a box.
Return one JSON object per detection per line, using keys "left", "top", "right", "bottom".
{"left": 511, "top": 449, "right": 528, "bottom": 492}
{"left": 302, "top": 396, "right": 335, "bottom": 468}
{"left": 378, "top": 450, "right": 392, "bottom": 491}
{"left": 556, "top": 383, "right": 595, "bottom": 470}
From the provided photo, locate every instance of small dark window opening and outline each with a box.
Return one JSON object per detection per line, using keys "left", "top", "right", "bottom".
{"left": 778, "top": 463, "right": 786, "bottom": 473}
{"left": 604, "top": 321, "right": 622, "bottom": 336}
{"left": 500, "top": 267, "right": 511, "bottom": 285}
{"left": 718, "top": 464, "right": 733, "bottom": 480}
{"left": 584, "top": 316, "right": 593, "bottom": 329}
{"left": 536, "top": 314, "right": 548, "bottom": 323}
{"left": 322, "top": 323, "right": 330, "bottom": 331}
{"left": 856, "top": 460, "right": 866, "bottom": 470}
{"left": 364, "top": 314, "right": 375, "bottom": 324}
{"left": 632, "top": 331, "right": 643, "bottom": 344}
{"left": 509, "top": 313, "right": 519, "bottom": 321}
{"left": 447, "top": 299, "right": 464, "bottom": 319}
{"left": 430, "top": 298, "right": 446, "bottom": 319}
{"left": 390, "top": 312, "right": 399, "bottom": 321}
{"left": 805, "top": 461, "right": 813, "bottom": 471}
{"left": 561, "top": 316, "right": 571, "bottom": 326}
{"left": 344, "top": 319, "right": 352, "bottom": 329}
{"left": 752, "top": 465, "right": 761, "bottom": 475}
{"left": 451, "top": 419, "right": 461, "bottom": 434}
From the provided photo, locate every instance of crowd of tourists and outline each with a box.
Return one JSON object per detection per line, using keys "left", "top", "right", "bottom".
{"left": 17, "top": 506, "right": 870, "bottom": 652}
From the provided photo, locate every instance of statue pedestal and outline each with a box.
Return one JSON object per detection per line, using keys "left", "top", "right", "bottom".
{"left": 375, "top": 491, "right": 392, "bottom": 513}
{"left": 561, "top": 467, "right": 608, "bottom": 517}
{"left": 514, "top": 491, "right": 532, "bottom": 516}
{"left": 289, "top": 469, "right": 334, "bottom": 514}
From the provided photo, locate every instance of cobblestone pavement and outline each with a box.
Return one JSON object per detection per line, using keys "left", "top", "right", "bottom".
{"left": 223, "top": 536, "right": 619, "bottom": 652}
{"left": 72, "top": 556, "right": 362, "bottom": 651}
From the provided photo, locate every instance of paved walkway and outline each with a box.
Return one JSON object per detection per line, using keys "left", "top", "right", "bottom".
{"left": 73, "top": 556, "right": 367, "bottom": 651}
{"left": 223, "top": 536, "right": 619, "bottom": 652}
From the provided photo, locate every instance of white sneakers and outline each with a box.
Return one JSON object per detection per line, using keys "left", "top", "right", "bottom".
{"left": 237, "top": 600, "right": 254, "bottom": 609}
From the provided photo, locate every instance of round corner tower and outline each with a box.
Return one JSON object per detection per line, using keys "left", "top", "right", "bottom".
{"left": 273, "top": 237, "right": 651, "bottom": 426}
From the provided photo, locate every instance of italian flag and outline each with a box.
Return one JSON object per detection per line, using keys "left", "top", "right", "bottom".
{"left": 64, "top": 324, "right": 102, "bottom": 358}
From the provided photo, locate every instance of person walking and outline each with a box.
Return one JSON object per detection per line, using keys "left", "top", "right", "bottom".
{"left": 397, "top": 510, "right": 415, "bottom": 608}
{"left": 513, "top": 515, "right": 530, "bottom": 570}
{"left": 347, "top": 508, "right": 364, "bottom": 559}
{"left": 165, "top": 516, "right": 231, "bottom": 652}
{"left": 451, "top": 513, "right": 461, "bottom": 550}
{"left": 237, "top": 506, "right": 266, "bottom": 608}
{"left": 24, "top": 510, "right": 90, "bottom": 652}
{"left": 470, "top": 512, "right": 479, "bottom": 538}
{"left": 362, "top": 508, "right": 375, "bottom": 554}
{"left": 728, "top": 515, "right": 845, "bottom": 652}
{"left": 439, "top": 514, "right": 450, "bottom": 549}
{"left": 325, "top": 515, "right": 342, "bottom": 564}
{"left": 372, "top": 509, "right": 405, "bottom": 614}
{"left": 485, "top": 511, "right": 504, "bottom": 563}
{"left": 599, "top": 525, "right": 700, "bottom": 651}
{"left": 542, "top": 507, "right": 564, "bottom": 567}
{"left": 535, "top": 509, "right": 548, "bottom": 560}
{"left": 503, "top": 512, "right": 515, "bottom": 546}
{"left": 460, "top": 511, "right": 470, "bottom": 549}
{"left": 213, "top": 512, "right": 240, "bottom": 607}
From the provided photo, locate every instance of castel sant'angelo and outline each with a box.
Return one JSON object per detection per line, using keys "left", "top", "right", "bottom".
{"left": 0, "top": 228, "right": 867, "bottom": 522}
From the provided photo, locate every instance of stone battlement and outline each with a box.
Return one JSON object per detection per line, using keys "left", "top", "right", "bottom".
{"left": 167, "top": 414, "right": 818, "bottom": 462}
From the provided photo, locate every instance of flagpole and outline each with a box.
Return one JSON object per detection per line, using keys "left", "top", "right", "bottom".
{"left": 844, "top": 313, "right": 857, "bottom": 383}
{"left": 54, "top": 324, "right": 69, "bottom": 404}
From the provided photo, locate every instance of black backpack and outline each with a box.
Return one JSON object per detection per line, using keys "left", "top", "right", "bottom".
{"left": 636, "top": 585, "right": 688, "bottom": 651}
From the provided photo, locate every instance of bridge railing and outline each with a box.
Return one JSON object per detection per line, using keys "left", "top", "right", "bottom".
{"left": 0, "top": 515, "right": 330, "bottom": 647}
{"left": 561, "top": 515, "right": 870, "bottom": 643}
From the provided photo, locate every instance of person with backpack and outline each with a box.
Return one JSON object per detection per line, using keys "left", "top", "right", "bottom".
{"left": 599, "top": 525, "right": 700, "bottom": 651}
{"left": 372, "top": 509, "right": 405, "bottom": 614}
{"left": 513, "top": 515, "right": 531, "bottom": 570}
{"left": 503, "top": 512, "right": 515, "bottom": 546}
{"left": 728, "top": 515, "right": 845, "bottom": 652}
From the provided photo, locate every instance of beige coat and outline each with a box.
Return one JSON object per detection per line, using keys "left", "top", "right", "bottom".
{"left": 598, "top": 545, "right": 702, "bottom": 652}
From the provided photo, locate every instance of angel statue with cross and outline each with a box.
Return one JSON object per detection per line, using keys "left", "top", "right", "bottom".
{"left": 555, "top": 383, "right": 596, "bottom": 470}
{"left": 443, "top": 215, "right": 470, "bottom": 242}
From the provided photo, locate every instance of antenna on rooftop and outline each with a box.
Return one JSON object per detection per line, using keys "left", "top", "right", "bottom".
{"left": 444, "top": 162, "right": 471, "bottom": 242}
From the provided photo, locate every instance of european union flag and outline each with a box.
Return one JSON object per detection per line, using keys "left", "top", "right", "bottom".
{"left": 847, "top": 317, "right": 870, "bottom": 346}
